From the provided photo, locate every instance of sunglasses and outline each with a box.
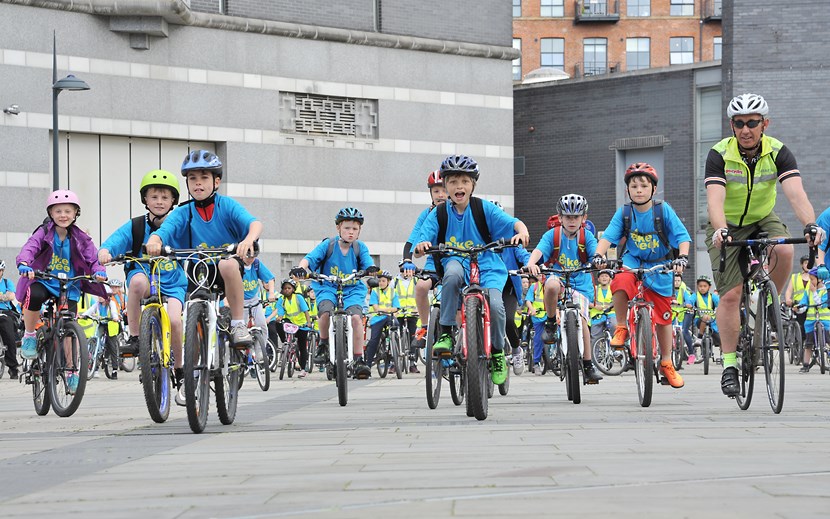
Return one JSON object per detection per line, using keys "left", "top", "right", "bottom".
{"left": 731, "top": 118, "right": 764, "bottom": 129}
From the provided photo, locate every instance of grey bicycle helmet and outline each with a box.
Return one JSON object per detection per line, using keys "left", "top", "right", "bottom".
{"left": 696, "top": 275, "right": 713, "bottom": 285}
{"left": 0, "top": 260, "right": 4, "bottom": 270}
{"left": 439, "top": 155, "right": 479, "bottom": 181}
{"left": 335, "top": 207, "right": 364, "bottom": 225}
{"left": 727, "top": 93, "right": 768, "bottom": 118}
{"left": 281, "top": 278, "right": 297, "bottom": 289}
{"left": 181, "top": 150, "right": 223, "bottom": 178}
{"left": 557, "top": 194, "right": 588, "bottom": 216}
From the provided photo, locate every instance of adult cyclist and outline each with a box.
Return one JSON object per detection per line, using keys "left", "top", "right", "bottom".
{"left": 705, "top": 93, "right": 824, "bottom": 398}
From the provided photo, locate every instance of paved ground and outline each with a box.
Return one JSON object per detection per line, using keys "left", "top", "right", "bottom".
{"left": 1, "top": 361, "right": 829, "bottom": 518}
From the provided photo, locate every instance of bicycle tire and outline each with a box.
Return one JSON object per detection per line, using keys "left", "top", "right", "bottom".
{"left": 464, "top": 297, "right": 488, "bottom": 421}
{"left": 672, "top": 329, "right": 684, "bottom": 370}
{"left": 376, "top": 331, "right": 390, "bottom": 379}
{"left": 498, "top": 339, "right": 510, "bottom": 396}
{"left": 49, "top": 321, "right": 88, "bottom": 417}
{"left": 634, "top": 307, "right": 654, "bottom": 408}
{"left": 139, "top": 307, "right": 171, "bottom": 423}
{"left": 253, "top": 330, "right": 270, "bottom": 391}
{"left": 287, "top": 342, "right": 296, "bottom": 378}
{"left": 391, "top": 330, "right": 404, "bottom": 380}
{"left": 592, "top": 333, "right": 623, "bottom": 376}
{"left": 758, "top": 284, "right": 785, "bottom": 414}
{"left": 450, "top": 365, "right": 465, "bottom": 406}
{"left": 794, "top": 326, "right": 803, "bottom": 367}
{"left": 702, "top": 336, "right": 712, "bottom": 375}
{"left": 785, "top": 322, "right": 796, "bottom": 365}
{"left": 184, "top": 304, "right": 210, "bottom": 433}
{"left": 335, "top": 315, "right": 348, "bottom": 406}
{"left": 394, "top": 330, "right": 407, "bottom": 379}
{"left": 279, "top": 341, "right": 289, "bottom": 380}
{"left": 215, "top": 343, "right": 241, "bottom": 426}
{"left": 32, "top": 347, "right": 50, "bottom": 416}
{"left": 564, "top": 313, "right": 581, "bottom": 404}
{"left": 267, "top": 339, "right": 279, "bottom": 373}
{"left": 425, "top": 309, "right": 443, "bottom": 409}
{"left": 306, "top": 332, "right": 318, "bottom": 373}
{"left": 104, "top": 335, "right": 120, "bottom": 380}
{"left": 818, "top": 326, "right": 827, "bottom": 375}
{"left": 86, "top": 337, "right": 100, "bottom": 380}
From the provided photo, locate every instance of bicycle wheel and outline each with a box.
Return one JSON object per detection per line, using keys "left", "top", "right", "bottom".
{"left": 592, "top": 333, "right": 623, "bottom": 376}
{"left": 184, "top": 304, "right": 210, "bottom": 433}
{"left": 287, "top": 342, "right": 296, "bottom": 378}
{"left": 449, "top": 364, "right": 465, "bottom": 406}
{"left": 376, "top": 332, "right": 390, "bottom": 379}
{"left": 634, "top": 307, "right": 654, "bottom": 408}
{"left": 463, "top": 297, "right": 488, "bottom": 421}
{"left": 32, "top": 348, "right": 51, "bottom": 416}
{"left": 564, "top": 313, "right": 581, "bottom": 405}
{"left": 139, "top": 307, "right": 171, "bottom": 423}
{"left": 267, "top": 339, "right": 279, "bottom": 373}
{"left": 279, "top": 342, "right": 289, "bottom": 380}
{"left": 755, "top": 284, "right": 785, "bottom": 413}
{"left": 541, "top": 337, "right": 551, "bottom": 375}
{"left": 702, "top": 336, "right": 712, "bottom": 375}
{"left": 392, "top": 331, "right": 405, "bottom": 379}
{"left": 306, "top": 332, "right": 317, "bottom": 373}
{"left": 334, "top": 315, "right": 348, "bottom": 406}
{"left": 48, "top": 321, "right": 88, "bottom": 417}
{"left": 498, "top": 339, "right": 510, "bottom": 396}
{"left": 215, "top": 341, "right": 241, "bottom": 426}
{"left": 252, "top": 330, "right": 270, "bottom": 391}
{"left": 672, "top": 329, "right": 684, "bottom": 370}
{"left": 104, "top": 335, "right": 120, "bottom": 380}
{"left": 425, "top": 311, "right": 443, "bottom": 409}
{"left": 785, "top": 322, "right": 796, "bottom": 365}
{"left": 818, "top": 327, "right": 827, "bottom": 375}
{"left": 734, "top": 331, "right": 755, "bottom": 410}
{"left": 86, "top": 337, "right": 100, "bottom": 379}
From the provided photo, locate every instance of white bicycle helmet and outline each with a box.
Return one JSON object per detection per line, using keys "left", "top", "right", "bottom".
{"left": 727, "top": 93, "right": 768, "bottom": 118}
{"left": 0, "top": 260, "right": 5, "bottom": 270}
{"left": 557, "top": 194, "right": 588, "bottom": 216}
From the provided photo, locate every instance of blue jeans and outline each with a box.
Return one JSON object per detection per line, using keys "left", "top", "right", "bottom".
{"left": 681, "top": 313, "right": 694, "bottom": 354}
{"left": 532, "top": 320, "right": 546, "bottom": 364}
{"left": 364, "top": 317, "right": 390, "bottom": 367}
{"left": 439, "top": 260, "right": 506, "bottom": 354}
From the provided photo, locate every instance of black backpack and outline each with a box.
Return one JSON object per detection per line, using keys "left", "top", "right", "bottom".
{"left": 620, "top": 200, "right": 679, "bottom": 261}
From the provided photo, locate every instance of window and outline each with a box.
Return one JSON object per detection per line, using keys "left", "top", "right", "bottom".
{"left": 541, "top": 38, "right": 565, "bottom": 69}
{"left": 513, "top": 0, "right": 521, "bottom": 17}
{"left": 626, "top": 38, "right": 650, "bottom": 71}
{"left": 513, "top": 38, "right": 522, "bottom": 81}
{"left": 627, "top": 0, "right": 650, "bottom": 17}
{"left": 670, "top": 37, "right": 694, "bottom": 65}
{"left": 713, "top": 37, "right": 722, "bottom": 60}
{"left": 540, "top": 0, "right": 564, "bottom": 17}
{"left": 670, "top": 0, "right": 694, "bottom": 16}
{"left": 583, "top": 38, "right": 607, "bottom": 75}
{"left": 696, "top": 87, "right": 721, "bottom": 229}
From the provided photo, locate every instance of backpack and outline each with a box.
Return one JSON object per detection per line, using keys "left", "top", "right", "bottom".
{"left": 620, "top": 200, "right": 679, "bottom": 260}
{"left": 434, "top": 197, "right": 492, "bottom": 277}
{"left": 322, "top": 237, "right": 364, "bottom": 272}
{"left": 545, "top": 214, "right": 588, "bottom": 266}
{"left": 128, "top": 215, "right": 163, "bottom": 273}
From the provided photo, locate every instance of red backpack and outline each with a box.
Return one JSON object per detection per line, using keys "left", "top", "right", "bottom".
{"left": 546, "top": 214, "right": 588, "bottom": 266}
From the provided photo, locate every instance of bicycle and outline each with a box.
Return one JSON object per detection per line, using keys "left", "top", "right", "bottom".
{"left": 0, "top": 308, "right": 23, "bottom": 379}
{"left": 20, "top": 271, "right": 99, "bottom": 417}
{"left": 720, "top": 232, "right": 812, "bottom": 413}
{"left": 371, "top": 310, "right": 406, "bottom": 379}
{"left": 243, "top": 300, "right": 271, "bottom": 390}
{"left": 591, "top": 307, "right": 629, "bottom": 376}
{"left": 178, "top": 245, "right": 247, "bottom": 433}
{"left": 305, "top": 269, "right": 373, "bottom": 407}
{"left": 781, "top": 303, "right": 803, "bottom": 365}
{"left": 796, "top": 302, "right": 829, "bottom": 374}
{"left": 278, "top": 320, "right": 302, "bottom": 380}
{"left": 669, "top": 304, "right": 688, "bottom": 371}
{"left": 423, "top": 240, "right": 515, "bottom": 421}
{"left": 305, "top": 317, "right": 319, "bottom": 373}
{"left": 85, "top": 315, "right": 120, "bottom": 380}
{"left": 695, "top": 308, "right": 718, "bottom": 375}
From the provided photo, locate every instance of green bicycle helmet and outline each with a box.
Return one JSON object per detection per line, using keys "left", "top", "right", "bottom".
{"left": 140, "top": 169, "right": 180, "bottom": 206}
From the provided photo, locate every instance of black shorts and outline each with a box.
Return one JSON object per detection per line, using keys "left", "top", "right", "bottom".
{"left": 23, "top": 281, "right": 78, "bottom": 314}
{"left": 185, "top": 257, "right": 245, "bottom": 296}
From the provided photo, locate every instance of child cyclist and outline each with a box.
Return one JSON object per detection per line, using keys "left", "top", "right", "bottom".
{"left": 98, "top": 170, "right": 188, "bottom": 391}
{"left": 145, "top": 151, "right": 262, "bottom": 347}
{"left": 592, "top": 163, "right": 692, "bottom": 389}
{"left": 692, "top": 275, "right": 720, "bottom": 363}
{"left": 414, "top": 155, "right": 530, "bottom": 385}
{"left": 526, "top": 194, "right": 603, "bottom": 383}
{"left": 798, "top": 268, "right": 829, "bottom": 373}
{"left": 364, "top": 271, "right": 401, "bottom": 371}
{"left": 290, "top": 207, "right": 380, "bottom": 380}
{"left": 16, "top": 190, "right": 108, "bottom": 393}
{"left": 273, "top": 278, "right": 312, "bottom": 377}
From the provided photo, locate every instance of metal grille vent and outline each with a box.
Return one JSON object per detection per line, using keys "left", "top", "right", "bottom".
{"left": 280, "top": 92, "right": 378, "bottom": 139}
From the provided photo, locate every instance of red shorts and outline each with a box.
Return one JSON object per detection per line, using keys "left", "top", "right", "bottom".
{"left": 610, "top": 271, "right": 672, "bottom": 326}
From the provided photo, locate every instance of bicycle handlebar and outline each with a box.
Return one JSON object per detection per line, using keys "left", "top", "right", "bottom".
{"left": 422, "top": 238, "right": 517, "bottom": 257}
{"left": 719, "top": 234, "right": 814, "bottom": 273}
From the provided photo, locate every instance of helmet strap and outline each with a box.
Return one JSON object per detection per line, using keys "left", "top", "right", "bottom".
{"left": 194, "top": 192, "right": 216, "bottom": 208}
{"left": 627, "top": 184, "right": 655, "bottom": 207}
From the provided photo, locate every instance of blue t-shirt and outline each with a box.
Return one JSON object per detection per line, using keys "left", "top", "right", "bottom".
{"left": 242, "top": 259, "right": 275, "bottom": 300}
{"left": 101, "top": 217, "right": 188, "bottom": 297}
{"left": 406, "top": 206, "right": 432, "bottom": 252}
{"left": 45, "top": 233, "right": 80, "bottom": 301}
{"left": 501, "top": 245, "right": 531, "bottom": 305}
{"left": 0, "top": 278, "right": 15, "bottom": 311}
{"left": 368, "top": 287, "right": 400, "bottom": 325}
{"left": 600, "top": 202, "right": 691, "bottom": 296}
{"left": 534, "top": 227, "right": 598, "bottom": 301}
{"left": 524, "top": 284, "right": 547, "bottom": 324}
{"left": 304, "top": 237, "right": 374, "bottom": 305}
{"left": 817, "top": 205, "right": 830, "bottom": 253}
{"left": 152, "top": 194, "right": 257, "bottom": 250}
{"left": 415, "top": 199, "right": 517, "bottom": 290}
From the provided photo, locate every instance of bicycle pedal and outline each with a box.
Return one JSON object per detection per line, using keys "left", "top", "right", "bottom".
{"left": 585, "top": 379, "right": 599, "bottom": 385}
{"left": 660, "top": 377, "right": 670, "bottom": 385}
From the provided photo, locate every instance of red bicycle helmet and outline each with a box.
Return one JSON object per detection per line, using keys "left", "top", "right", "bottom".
{"left": 427, "top": 170, "right": 442, "bottom": 188}
{"left": 624, "top": 162, "right": 659, "bottom": 186}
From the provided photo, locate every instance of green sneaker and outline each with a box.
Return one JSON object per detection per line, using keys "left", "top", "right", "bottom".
{"left": 432, "top": 333, "right": 453, "bottom": 355}
{"left": 491, "top": 351, "right": 507, "bottom": 385}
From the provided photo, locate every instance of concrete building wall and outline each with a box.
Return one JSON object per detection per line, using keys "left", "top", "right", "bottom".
{"left": 0, "top": 2, "right": 515, "bottom": 277}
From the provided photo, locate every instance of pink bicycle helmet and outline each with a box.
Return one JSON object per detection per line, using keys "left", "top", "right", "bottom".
{"left": 47, "top": 190, "right": 81, "bottom": 210}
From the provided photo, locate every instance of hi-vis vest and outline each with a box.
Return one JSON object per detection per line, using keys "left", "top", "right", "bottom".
{"left": 790, "top": 273, "right": 808, "bottom": 304}
{"left": 673, "top": 282, "right": 690, "bottom": 320}
{"left": 394, "top": 278, "right": 416, "bottom": 317}
{"left": 375, "top": 286, "right": 394, "bottom": 309}
{"left": 281, "top": 295, "right": 307, "bottom": 326}
{"left": 590, "top": 286, "right": 612, "bottom": 319}
{"left": 530, "top": 282, "right": 545, "bottom": 319}
{"left": 308, "top": 300, "right": 318, "bottom": 330}
{"left": 713, "top": 134, "right": 784, "bottom": 227}
{"left": 804, "top": 289, "right": 830, "bottom": 322}
{"left": 696, "top": 292, "right": 715, "bottom": 311}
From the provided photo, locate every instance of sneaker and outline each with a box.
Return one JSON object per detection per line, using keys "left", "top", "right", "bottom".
{"left": 314, "top": 342, "right": 329, "bottom": 363}
{"left": 409, "top": 364, "right": 420, "bottom": 374}
{"left": 432, "top": 333, "right": 453, "bottom": 355}
{"left": 111, "top": 371, "right": 118, "bottom": 380}
{"left": 415, "top": 326, "right": 428, "bottom": 341}
{"left": 20, "top": 334, "right": 37, "bottom": 360}
{"left": 9, "top": 371, "right": 19, "bottom": 380}
{"left": 66, "top": 372, "right": 79, "bottom": 394}
{"left": 721, "top": 366, "right": 740, "bottom": 397}
{"left": 799, "top": 364, "right": 811, "bottom": 373}
{"left": 490, "top": 351, "right": 507, "bottom": 385}
{"left": 121, "top": 336, "right": 140, "bottom": 356}
{"left": 687, "top": 354, "right": 696, "bottom": 365}
{"left": 389, "top": 364, "right": 396, "bottom": 374}
{"left": 610, "top": 326, "right": 629, "bottom": 347}
{"left": 693, "top": 337, "right": 702, "bottom": 348}
{"left": 659, "top": 361, "right": 684, "bottom": 388}
{"left": 353, "top": 358, "right": 371, "bottom": 379}
{"left": 230, "top": 323, "right": 253, "bottom": 346}
{"left": 534, "top": 363, "right": 544, "bottom": 375}
{"left": 584, "top": 361, "right": 603, "bottom": 383}
{"left": 175, "top": 384, "right": 186, "bottom": 406}
{"left": 512, "top": 347, "right": 524, "bottom": 375}
{"left": 541, "top": 319, "right": 557, "bottom": 344}
{"left": 298, "top": 369, "right": 307, "bottom": 378}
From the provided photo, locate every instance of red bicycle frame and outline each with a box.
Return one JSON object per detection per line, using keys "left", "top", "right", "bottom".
{"left": 460, "top": 257, "right": 492, "bottom": 360}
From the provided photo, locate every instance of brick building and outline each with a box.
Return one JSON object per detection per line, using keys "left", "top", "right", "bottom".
{"left": 512, "top": 0, "right": 722, "bottom": 81}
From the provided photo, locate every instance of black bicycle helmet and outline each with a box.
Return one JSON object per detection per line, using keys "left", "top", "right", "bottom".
{"left": 335, "top": 207, "right": 364, "bottom": 225}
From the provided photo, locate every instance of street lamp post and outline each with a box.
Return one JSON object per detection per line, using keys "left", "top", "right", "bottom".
{"left": 51, "top": 33, "right": 90, "bottom": 191}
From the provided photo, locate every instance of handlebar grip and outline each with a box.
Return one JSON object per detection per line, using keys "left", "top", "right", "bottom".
{"left": 808, "top": 246, "right": 817, "bottom": 270}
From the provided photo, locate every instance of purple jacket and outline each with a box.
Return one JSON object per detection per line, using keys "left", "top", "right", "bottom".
{"left": 15, "top": 221, "right": 107, "bottom": 302}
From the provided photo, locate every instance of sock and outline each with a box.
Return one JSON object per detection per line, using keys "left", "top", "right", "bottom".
{"left": 24, "top": 330, "right": 36, "bottom": 337}
{"left": 722, "top": 352, "right": 737, "bottom": 368}
{"left": 353, "top": 354, "right": 362, "bottom": 362}
{"left": 231, "top": 319, "right": 243, "bottom": 327}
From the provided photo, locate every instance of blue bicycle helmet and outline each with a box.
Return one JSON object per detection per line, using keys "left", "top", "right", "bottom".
{"left": 335, "top": 207, "right": 364, "bottom": 225}
{"left": 181, "top": 150, "right": 223, "bottom": 178}
{"left": 439, "top": 154, "right": 479, "bottom": 181}
{"left": 557, "top": 194, "right": 588, "bottom": 216}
